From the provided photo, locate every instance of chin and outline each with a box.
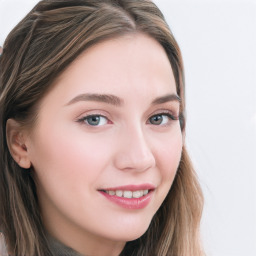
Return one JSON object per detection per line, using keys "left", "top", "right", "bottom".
{"left": 107, "top": 220, "right": 151, "bottom": 242}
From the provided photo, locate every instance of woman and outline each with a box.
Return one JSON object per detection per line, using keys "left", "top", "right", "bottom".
{"left": 0, "top": 0, "right": 204, "bottom": 255}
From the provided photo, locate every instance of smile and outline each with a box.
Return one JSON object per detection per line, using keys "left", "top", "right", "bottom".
{"left": 104, "top": 189, "right": 149, "bottom": 198}
{"left": 99, "top": 184, "right": 155, "bottom": 209}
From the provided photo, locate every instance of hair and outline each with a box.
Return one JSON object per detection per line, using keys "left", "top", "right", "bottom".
{"left": 0, "top": 0, "right": 204, "bottom": 255}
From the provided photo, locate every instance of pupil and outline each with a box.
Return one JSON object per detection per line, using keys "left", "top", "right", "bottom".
{"left": 88, "top": 116, "right": 100, "bottom": 125}
{"left": 151, "top": 115, "right": 162, "bottom": 125}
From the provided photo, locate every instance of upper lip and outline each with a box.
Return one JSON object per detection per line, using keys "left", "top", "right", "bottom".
{"left": 99, "top": 183, "right": 156, "bottom": 191}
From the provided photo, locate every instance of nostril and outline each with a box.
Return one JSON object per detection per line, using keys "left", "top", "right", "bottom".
{"left": 113, "top": 131, "right": 156, "bottom": 171}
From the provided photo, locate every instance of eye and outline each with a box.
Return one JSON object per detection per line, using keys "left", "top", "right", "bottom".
{"left": 79, "top": 115, "right": 109, "bottom": 126}
{"left": 149, "top": 113, "right": 177, "bottom": 125}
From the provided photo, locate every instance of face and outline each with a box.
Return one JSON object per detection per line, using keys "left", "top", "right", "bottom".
{"left": 25, "top": 34, "right": 182, "bottom": 255}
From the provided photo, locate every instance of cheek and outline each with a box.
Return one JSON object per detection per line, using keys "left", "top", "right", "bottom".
{"left": 29, "top": 123, "right": 113, "bottom": 193}
{"left": 154, "top": 128, "right": 183, "bottom": 194}
{"left": 29, "top": 125, "right": 115, "bottom": 226}
{"left": 156, "top": 129, "right": 182, "bottom": 174}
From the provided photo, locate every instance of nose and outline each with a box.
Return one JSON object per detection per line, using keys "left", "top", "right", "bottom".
{"left": 113, "top": 126, "right": 156, "bottom": 172}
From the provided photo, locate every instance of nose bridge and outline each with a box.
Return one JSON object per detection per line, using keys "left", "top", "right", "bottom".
{"left": 114, "top": 123, "right": 156, "bottom": 172}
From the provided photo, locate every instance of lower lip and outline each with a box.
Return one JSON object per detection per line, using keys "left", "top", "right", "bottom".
{"left": 99, "top": 191, "right": 153, "bottom": 209}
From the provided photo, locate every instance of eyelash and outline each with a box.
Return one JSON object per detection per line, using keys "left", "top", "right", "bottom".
{"left": 77, "top": 114, "right": 110, "bottom": 126}
{"left": 77, "top": 111, "right": 179, "bottom": 127}
{"left": 148, "top": 112, "right": 178, "bottom": 126}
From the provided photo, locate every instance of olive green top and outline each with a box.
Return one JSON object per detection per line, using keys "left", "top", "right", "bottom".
{"left": 47, "top": 236, "right": 82, "bottom": 256}
{"left": 0, "top": 233, "right": 82, "bottom": 256}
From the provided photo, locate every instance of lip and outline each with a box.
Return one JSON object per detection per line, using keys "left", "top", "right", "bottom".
{"left": 101, "top": 184, "right": 155, "bottom": 191}
{"left": 98, "top": 184, "right": 155, "bottom": 210}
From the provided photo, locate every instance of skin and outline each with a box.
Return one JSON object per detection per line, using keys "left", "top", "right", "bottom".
{"left": 13, "top": 33, "right": 183, "bottom": 256}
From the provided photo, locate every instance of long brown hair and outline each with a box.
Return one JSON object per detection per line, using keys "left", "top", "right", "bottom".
{"left": 0, "top": 1, "right": 204, "bottom": 255}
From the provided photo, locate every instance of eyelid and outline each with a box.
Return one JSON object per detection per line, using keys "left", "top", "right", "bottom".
{"left": 146, "top": 109, "right": 180, "bottom": 127}
{"left": 75, "top": 111, "right": 112, "bottom": 125}
{"left": 75, "top": 109, "right": 111, "bottom": 120}
{"left": 149, "top": 109, "right": 179, "bottom": 120}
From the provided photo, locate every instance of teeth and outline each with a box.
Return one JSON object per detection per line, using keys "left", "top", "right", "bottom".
{"left": 133, "top": 190, "right": 143, "bottom": 198}
{"left": 105, "top": 189, "right": 149, "bottom": 198}
{"left": 143, "top": 190, "right": 149, "bottom": 195}
{"left": 108, "top": 190, "right": 115, "bottom": 196}
{"left": 123, "top": 191, "right": 133, "bottom": 198}
{"left": 116, "top": 190, "right": 123, "bottom": 197}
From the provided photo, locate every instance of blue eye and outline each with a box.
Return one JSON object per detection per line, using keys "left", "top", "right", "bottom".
{"left": 80, "top": 115, "right": 108, "bottom": 126}
{"left": 149, "top": 114, "right": 176, "bottom": 125}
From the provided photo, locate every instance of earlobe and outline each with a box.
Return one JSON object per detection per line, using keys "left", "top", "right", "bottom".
{"left": 6, "top": 119, "right": 31, "bottom": 169}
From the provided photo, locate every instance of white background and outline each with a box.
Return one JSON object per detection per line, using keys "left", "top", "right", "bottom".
{"left": 1, "top": 1, "right": 256, "bottom": 256}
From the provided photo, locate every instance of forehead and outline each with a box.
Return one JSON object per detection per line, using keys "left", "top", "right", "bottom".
{"left": 42, "top": 33, "right": 176, "bottom": 106}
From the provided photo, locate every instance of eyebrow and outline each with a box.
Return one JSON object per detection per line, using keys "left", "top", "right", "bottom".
{"left": 152, "top": 94, "right": 181, "bottom": 105}
{"left": 66, "top": 93, "right": 123, "bottom": 106}
{"left": 66, "top": 93, "right": 180, "bottom": 106}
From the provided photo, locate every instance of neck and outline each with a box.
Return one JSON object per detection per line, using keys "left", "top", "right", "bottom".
{"left": 40, "top": 199, "right": 126, "bottom": 256}
{"left": 47, "top": 234, "right": 125, "bottom": 256}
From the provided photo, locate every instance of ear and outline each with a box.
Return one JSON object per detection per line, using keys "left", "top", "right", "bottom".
{"left": 6, "top": 119, "right": 31, "bottom": 169}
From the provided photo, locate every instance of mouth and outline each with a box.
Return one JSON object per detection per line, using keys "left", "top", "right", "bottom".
{"left": 98, "top": 184, "right": 155, "bottom": 209}
{"left": 100, "top": 189, "right": 151, "bottom": 199}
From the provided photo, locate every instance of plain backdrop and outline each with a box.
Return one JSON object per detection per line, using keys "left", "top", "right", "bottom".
{"left": 1, "top": 1, "right": 256, "bottom": 256}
